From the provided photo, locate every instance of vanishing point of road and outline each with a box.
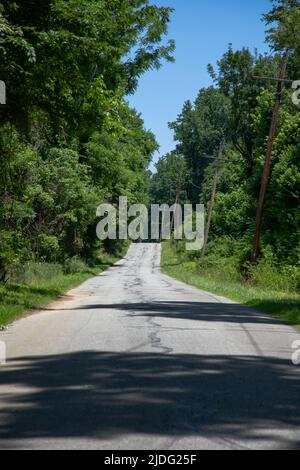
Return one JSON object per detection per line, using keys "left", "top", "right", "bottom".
{"left": 0, "top": 244, "right": 299, "bottom": 450}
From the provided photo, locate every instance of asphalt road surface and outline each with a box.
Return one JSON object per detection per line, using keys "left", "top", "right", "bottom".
{"left": 0, "top": 243, "right": 299, "bottom": 450}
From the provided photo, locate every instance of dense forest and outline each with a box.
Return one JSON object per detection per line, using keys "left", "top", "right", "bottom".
{"left": 152, "top": 0, "right": 300, "bottom": 303}
{"left": 0, "top": 0, "right": 299, "bottom": 451}
{"left": 0, "top": 0, "right": 299, "bottom": 325}
{"left": 0, "top": 0, "right": 174, "bottom": 281}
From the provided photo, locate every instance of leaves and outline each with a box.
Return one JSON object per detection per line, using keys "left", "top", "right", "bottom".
{"left": 0, "top": 0, "right": 173, "bottom": 276}
{"left": 154, "top": 1, "right": 300, "bottom": 265}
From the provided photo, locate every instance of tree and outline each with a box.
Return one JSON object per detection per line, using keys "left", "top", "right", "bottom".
{"left": 208, "top": 47, "right": 281, "bottom": 171}
{"left": 150, "top": 152, "right": 189, "bottom": 206}
{"left": 0, "top": 0, "right": 175, "bottom": 139}
{"left": 169, "top": 88, "right": 230, "bottom": 203}
{"left": 264, "top": 0, "right": 300, "bottom": 53}
{"left": 0, "top": 0, "right": 174, "bottom": 278}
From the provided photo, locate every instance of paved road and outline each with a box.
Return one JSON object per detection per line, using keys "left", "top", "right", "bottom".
{"left": 0, "top": 243, "right": 299, "bottom": 450}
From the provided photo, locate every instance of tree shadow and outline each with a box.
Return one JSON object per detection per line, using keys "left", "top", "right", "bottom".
{"left": 57, "top": 301, "right": 287, "bottom": 325}
{"left": 0, "top": 351, "right": 299, "bottom": 448}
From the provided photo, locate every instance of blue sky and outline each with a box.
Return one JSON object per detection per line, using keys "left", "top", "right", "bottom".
{"left": 127, "top": 0, "right": 272, "bottom": 171}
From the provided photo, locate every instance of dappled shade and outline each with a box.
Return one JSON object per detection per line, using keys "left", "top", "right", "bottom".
{"left": 0, "top": 350, "right": 299, "bottom": 448}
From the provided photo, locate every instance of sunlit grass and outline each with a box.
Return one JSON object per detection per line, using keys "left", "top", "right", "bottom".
{"left": 0, "top": 253, "right": 121, "bottom": 327}
{"left": 161, "top": 241, "right": 300, "bottom": 328}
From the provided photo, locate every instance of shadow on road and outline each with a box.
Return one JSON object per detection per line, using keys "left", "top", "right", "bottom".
{"left": 54, "top": 301, "right": 286, "bottom": 325}
{"left": 0, "top": 350, "right": 299, "bottom": 448}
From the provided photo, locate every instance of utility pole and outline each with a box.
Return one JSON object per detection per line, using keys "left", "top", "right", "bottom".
{"left": 170, "top": 180, "right": 184, "bottom": 241}
{"left": 201, "top": 141, "right": 224, "bottom": 258}
{"left": 251, "top": 52, "right": 289, "bottom": 264}
{"left": 160, "top": 180, "right": 183, "bottom": 242}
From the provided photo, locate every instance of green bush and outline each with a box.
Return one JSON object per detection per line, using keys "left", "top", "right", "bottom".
{"left": 250, "top": 261, "right": 300, "bottom": 294}
{"left": 208, "top": 235, "right": 244, "bottom": 258}
{"left": 0, "top": 230, "right": 31, "bottom": 282}
{"left": 63, "top": 257, "right": 88, "bottom": 275}
{"left": 183, "top": 237, "right": 300, "bottom": 295}
{"left": 37, "top": 234, "right": 61, "bottom": 262}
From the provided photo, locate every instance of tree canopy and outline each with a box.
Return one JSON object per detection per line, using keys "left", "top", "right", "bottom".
{"left": 0, "top": 0, "right": 174, "bottom": 279}
{"left": 152, "top": 0, "right": 300, "bottom": 265}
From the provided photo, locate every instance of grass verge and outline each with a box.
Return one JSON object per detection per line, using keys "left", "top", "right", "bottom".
{"left": 161, "top": 241, "right": 300, "bottom": 328}
{"left": 0, "top": 251, "right": 124, "bottom": 327}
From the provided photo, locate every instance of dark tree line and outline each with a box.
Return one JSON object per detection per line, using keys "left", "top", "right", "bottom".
{"left": 0, "top": 0, "right": 174, "bottom": 279}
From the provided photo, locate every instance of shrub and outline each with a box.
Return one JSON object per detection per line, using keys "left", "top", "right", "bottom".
{"left": 63, "top": 257, "right": 87, "bottom": 275}
{"left": 37, "top": 234, "right": 61, "bottom": 262}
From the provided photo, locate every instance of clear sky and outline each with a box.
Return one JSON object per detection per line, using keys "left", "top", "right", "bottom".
{"left": 127, "top": 0, "right": 272, "bottom": 171}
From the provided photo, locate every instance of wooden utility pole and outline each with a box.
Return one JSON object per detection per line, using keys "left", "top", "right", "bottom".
{"left": 159, "top": 180, "right": 183, "bottom": 242}
{"left": 170, "top": 181, "right": 181, "bottom": 236}
{"left": 251, "top": 53, "right": 289, "bottom": 264}
{"left": 201, "top": 142, "right": 224, "bottom": 258}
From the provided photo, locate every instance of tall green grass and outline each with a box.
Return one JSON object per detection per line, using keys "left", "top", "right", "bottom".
{"left": 0, "top": 251, "right": 124, "bottom": 327}
{"left": 161, "top": 241, "right": 300, "bottom": 328}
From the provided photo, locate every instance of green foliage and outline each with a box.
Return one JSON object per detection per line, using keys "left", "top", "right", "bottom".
{"left": 0, "top": 0, "right": 173, "bottom": 284}
{"left": 17, "top": 262, "right": 64, "bottom": 286}
{"left": 0, "top": 0, "right": 174, "bottom": 136}
{"left": 0, "top": 252, "right": 122, "bottom": 326}
{"left": 85, "top": 104, "right": 157, "bottom": 205}
{"left": 209, "top": 47, "right": 280, "bottom": 168}
{"left": 150, "top": 152, "right": 189, "bottom": 205}
{"left": 147, "top": 1, "right": 300, "bottom": 334}
{"left": 264, "top": 0, "right": 300, "bottom": 53}
{"left": 156, "top": 1, "right": 300, "bottom": 273}
{"left": 169, "top": 88, "right": 231, "bottom": 203}
{"left": 162, "top": 241, "right": 300, "bottom": 327}
{"left": 63, "top": 257, "right": 87, "bottom": 275}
